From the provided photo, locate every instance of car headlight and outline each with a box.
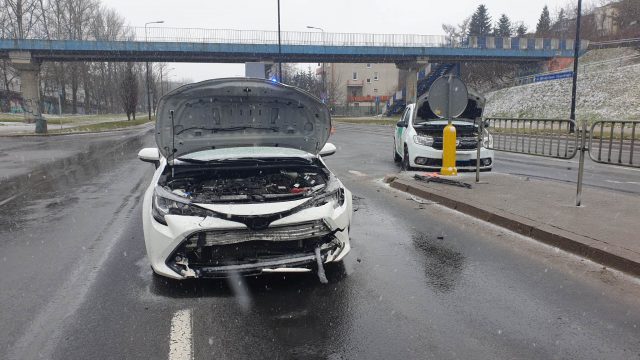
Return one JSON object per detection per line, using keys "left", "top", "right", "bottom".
{"left": 152, "top": 186, "right": 212, "bottom": 225}
{"left": 482, "top": 130, "right": 493, "bottom": 148}
{"left": 306, "top": 177, "right": 346, "bottom": 209}
{"left": 413, "top": 135, "right": 434, "bottom": 147}
{"left": 318, "top": 187, "right": 345, "bottom": 209}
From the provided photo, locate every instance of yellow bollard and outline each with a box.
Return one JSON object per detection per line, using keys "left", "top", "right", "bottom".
{"left": 440, "top": 123, "right": 458, "bottom": 176}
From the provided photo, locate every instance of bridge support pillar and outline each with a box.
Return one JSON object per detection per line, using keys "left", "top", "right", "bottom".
{"left": 396, "top": 61, "right": 427, "bottom": 105}
{"left": 10, "top": 51, "right": 44, "bottom": 131}
{"left": 405, "top": 68, "right": 418, "bottom": 104}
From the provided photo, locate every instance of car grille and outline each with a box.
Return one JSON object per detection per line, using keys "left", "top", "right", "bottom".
{"left": 183, "top": 220, "right": 331, "bottom": 247}
{"left": 169, "top": 220, "right": 338, "bottom": 269}
{"left": 431, "top": 136, "right": 478, "bottom": 150}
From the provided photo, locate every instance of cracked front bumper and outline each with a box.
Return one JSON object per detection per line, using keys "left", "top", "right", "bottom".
{"left": 142, "top": 185, "right": 352, "bottom": 279}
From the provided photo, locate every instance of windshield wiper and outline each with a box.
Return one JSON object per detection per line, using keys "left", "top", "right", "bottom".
{"left": 175, "top": 126, "right": 279, "bottom": 135}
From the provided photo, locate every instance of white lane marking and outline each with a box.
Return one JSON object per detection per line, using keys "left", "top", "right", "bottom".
{"left": 169, "top": 309, "right": 194, "bottom": 360}
{"left": 605, "top": 180, "right": 640, "bottom": 185}
{"left": 348, "top": 170, "right": 367, "bottom": 177}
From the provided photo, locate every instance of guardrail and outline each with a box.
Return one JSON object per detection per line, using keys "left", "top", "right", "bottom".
{"left": 483, "top": 118, "right": 578, "bottom": 159}
{"left": 589, "top": 38, "right": 640, "bottom": 49}
{"left": 589, "top": 120, "right": 640, "bottom": 168}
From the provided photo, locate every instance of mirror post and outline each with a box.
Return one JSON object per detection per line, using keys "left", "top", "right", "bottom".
{"left": 476, "top": 118, "right": 483, "bottom": 182}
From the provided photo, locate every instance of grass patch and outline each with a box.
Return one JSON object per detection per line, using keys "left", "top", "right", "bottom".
{"left": 48, "top": 117, "right": 153, "bottom": 134}
{"left": 0, "top": 113, "right": 26, "bottom": 122}
{"left": 1, "top": 113, "right": 132, "bottom": 124}
{"left": 334, "top": 116, "right": 399, "bottom": 126}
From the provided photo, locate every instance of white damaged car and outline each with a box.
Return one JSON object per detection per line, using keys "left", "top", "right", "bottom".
{"left": 138, "top": 78, "right": 352, "bottom": 280}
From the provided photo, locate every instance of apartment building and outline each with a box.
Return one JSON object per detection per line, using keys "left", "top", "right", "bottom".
{"left": 322, "top": 63, "right": 399, "bottom": 114}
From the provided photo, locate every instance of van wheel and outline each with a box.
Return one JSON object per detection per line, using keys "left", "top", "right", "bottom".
{"left": 393, "top": 141, "right": 401, "bottom": 162}
{"left": 402, "top": 146, "right": 413, "bottom": 171}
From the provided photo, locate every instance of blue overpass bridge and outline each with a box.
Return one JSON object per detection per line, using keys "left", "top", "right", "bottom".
{"left": 0, "top": 27, "right": 587, "bottom": 126}
{"left": 0, "top": 27, "right": 582, "bottom": 63}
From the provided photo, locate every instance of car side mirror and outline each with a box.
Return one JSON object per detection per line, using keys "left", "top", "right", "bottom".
{"left": 483, "top": 120, "right": 490, "bottom": 128}
{"left": 138, "top": 147, "right": 160, "bottom": 168}
{"left": 319, "top": 143, "right": 337, "bottom": 157}
{"left": 396, "top": 121, "right": 407, "bottom": 128}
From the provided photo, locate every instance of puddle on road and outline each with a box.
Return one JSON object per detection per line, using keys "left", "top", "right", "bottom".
{"left": 412, "top": 233, "right": 466, "bottom": 293}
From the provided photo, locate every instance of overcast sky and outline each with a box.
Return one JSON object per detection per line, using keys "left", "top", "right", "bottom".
{"left": 104, "top": 0, "right": 593, "bottom": 81}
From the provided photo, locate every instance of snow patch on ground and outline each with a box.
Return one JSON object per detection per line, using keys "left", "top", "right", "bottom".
{"left": 485, "top": 54, "right": 640, "bottom": 121}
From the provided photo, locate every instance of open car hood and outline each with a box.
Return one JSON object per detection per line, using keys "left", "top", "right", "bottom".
{"left": 155, "top": 78, "right": 331, "bottom": 160}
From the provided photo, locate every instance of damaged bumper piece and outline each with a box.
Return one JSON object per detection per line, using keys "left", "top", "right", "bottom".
{"left": 166, "top": 220, "right": 348, "bottom": 279}
{"left": 143, "top": 184, "right": 352, "bottom": 280}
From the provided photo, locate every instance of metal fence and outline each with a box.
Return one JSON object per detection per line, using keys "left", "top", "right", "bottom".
{"left": 483, "top": 118, "right": 578, "bottom": 159}
{"left": 588, "top": 37, "right": 640, "bottom": 49}
{"left": 589, "top": 120, "right": 640, "bottom": 168}
{"left": 477, "top": 117, "right": 640, "bottom": 206}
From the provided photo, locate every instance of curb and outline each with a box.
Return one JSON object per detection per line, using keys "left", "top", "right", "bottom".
{"left": 390, "top": 178, "right": 640, "bottom": 277}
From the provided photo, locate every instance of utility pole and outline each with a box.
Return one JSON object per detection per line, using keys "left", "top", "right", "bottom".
{"left": 145, "top": 20, "right": 164, "bottom": 120}
{"left": 277, "top": 0, "right": 283, "bottom": 82}
{"left": 569, "top": 0, "right": 582, "bottom": 132}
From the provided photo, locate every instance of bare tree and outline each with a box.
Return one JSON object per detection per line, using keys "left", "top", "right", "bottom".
{"left": 3, "top": 0, "right": 42, "bottom": 38}
{"left": 120, "top": 63, "right": 138, "bottom": 120}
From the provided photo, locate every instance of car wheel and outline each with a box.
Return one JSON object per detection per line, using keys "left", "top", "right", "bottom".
{"left": 402, "top": 145, "right": 413, "bottom": 171}
{"left": 393, "top": 141, "right": 402, "bottom": 162}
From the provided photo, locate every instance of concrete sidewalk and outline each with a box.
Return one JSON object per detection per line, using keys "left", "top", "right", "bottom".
{"left": 389, "top": 171, "right": 640, "bottom": 276}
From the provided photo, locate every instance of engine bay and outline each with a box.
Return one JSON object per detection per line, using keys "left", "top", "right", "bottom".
{"left": 159, "top": 161, "right": 329, "bottom": 203}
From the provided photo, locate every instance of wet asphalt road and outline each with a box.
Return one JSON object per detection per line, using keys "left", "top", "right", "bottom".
{"left": 1, "top": 124, "right": 640, "bottom": 360}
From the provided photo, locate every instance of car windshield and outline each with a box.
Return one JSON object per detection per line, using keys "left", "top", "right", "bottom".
{"left": 3, "top": 1, "right": 640, "bottom": 359}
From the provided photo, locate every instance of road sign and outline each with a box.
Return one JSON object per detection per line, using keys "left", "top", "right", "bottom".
{"left": 428, "top": 75, "right": 468, "bottom": 119}
{"left": 534, "top": 71, "right": 573, "bottom": 82}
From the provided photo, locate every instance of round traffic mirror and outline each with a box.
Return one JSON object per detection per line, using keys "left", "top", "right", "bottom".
{"left": 427, "top": 75, "right": 468, "bottom": 119}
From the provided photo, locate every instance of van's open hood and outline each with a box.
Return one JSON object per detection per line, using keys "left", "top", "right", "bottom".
{"left": 155, "top": 78, "right": 331, "bottom": 160}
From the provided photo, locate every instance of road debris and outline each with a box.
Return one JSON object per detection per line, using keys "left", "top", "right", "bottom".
{"left": 315, "top": 247, "right": 329, "bottom": 284}
{"left": 408, "top": 195, "right": 436, "bottom": 205}
{"left": 414, "top": 173, "right": 472, "bottom": 189}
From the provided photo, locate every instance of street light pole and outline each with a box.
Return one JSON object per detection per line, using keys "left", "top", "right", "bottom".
{"left": 145, "top": 20, "right": 164, "bottom": 120}
{"left": 307, "top": 25, "right": 326, "bottom": 103}
{"left": 569, "top": 0, "right": 582, "bottom": 132}
{"left": 277, "top": 0, "right": 283, "bottom": 82}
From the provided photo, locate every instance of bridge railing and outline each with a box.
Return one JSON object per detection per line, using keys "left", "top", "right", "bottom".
{"left": 133, "top": 27, "right": 450, "bottom": 47}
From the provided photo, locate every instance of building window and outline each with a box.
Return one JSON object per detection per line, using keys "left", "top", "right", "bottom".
{"left": 366, "top": 63, "right": 372, "bottom": 68}
{"left": 352, "top": 72, "right": 358, "bottom": 80}
{"left": 374, "top": 72, "right": 379, "bottom": 81}
{"left": 374, "top": 88, "right": 378, "bottom": 93}
{"left": 353, "top": 103, "right": 360, "bottom": 107}
{"left": 366, "top": 78, "right": 371, "bottom": 83}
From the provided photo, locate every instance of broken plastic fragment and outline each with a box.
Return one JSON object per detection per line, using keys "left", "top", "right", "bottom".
{"left": 315, "top": 247, "right": 329, "bottom": 284}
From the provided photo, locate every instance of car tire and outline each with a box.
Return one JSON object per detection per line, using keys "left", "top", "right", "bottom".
{"left": 393, "top": 141, "right": 402, "bottom": 162}
{"left": 402, "top": 145, "right": 413, "bottom": 171}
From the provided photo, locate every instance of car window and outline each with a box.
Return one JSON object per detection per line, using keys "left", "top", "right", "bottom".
{"left": 402, "top": 106, "right": 412, "bottom": 125}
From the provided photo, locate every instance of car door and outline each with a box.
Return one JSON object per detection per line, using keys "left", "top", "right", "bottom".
{"left": 395, "top": 107, "right": 411, "bottom": 155}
